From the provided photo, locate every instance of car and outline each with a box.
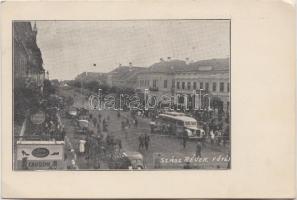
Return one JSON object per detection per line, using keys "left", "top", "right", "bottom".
{"left": 108, "top": 151, "right": 145, "bottom": 170}
{"left": 66, "top": 107, "right": 78, "bottom": 119}
{"left": 184, "top": 127, "right": 206, "bottom": 140}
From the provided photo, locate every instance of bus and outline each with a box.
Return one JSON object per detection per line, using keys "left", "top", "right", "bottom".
{"left": 150, "top": 112, "right": 205, "bottom": 139}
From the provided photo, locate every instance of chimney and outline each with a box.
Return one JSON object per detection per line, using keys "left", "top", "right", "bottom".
{"left": 167, "top": 57, "right": 171, "bottom": 61}
{"left": 129, "top": 62, "right": 132, "bottom": 67}
{"left": 160, "top": 58, "right": 164, "bottom": 62}
{"left": 119, "top": 63, "right": 122, "bottom": 67}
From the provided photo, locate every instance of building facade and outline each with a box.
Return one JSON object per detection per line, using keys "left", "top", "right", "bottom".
{"left": 136, "top": 58, "right": 230, "bottom": 112}
{"left": 13, "top": 22, "right": 45, "bottom": 90}
{"left": 107, "top": 64, "right": 145, "bottom": 88}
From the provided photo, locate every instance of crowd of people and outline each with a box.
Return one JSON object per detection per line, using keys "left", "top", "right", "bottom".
{"left": 29, "top": 107, "right": 65, "bottom": 141}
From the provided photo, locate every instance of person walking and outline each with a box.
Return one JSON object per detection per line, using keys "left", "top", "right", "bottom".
{"left": 121, "top": 121, "right": 125, "bottom": 131}
{"left": 124, "top": 125, "right": 128, "bottom": 139}
{"left": 97, "top": 123, "right": 101, "bottom": 133}
{"left": 210, "top": 129, "right": 215, "bottom": 144}
{"left": 138, "top": 134, "right": 144, "bottom": 151}
{"left": 134, "top": 118, "right": 138, "bottom": 128}
{"left": 144, "top": 133, "right": 150, "bottom": 151}
{"left": 94, "top": 117, "right": 97, "bottom": 125}
{"left": 195, "top": 142, "right": 202, "bottom": 157}
{"left": 182, "top": 129, "right": 187, "bottom": 149}
{"left": 126, "top": 118, "right": 130, "bottom": 128}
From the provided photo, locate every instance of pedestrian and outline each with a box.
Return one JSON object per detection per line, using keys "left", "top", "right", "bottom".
{"left": 217, "top": 130, "right": 222, "bottom": 145}
{"left": 126, "top": 118, "right": 130, "bottom": 128}
{"left": 134, "top": 118, "right": 138, "bottom": 128}
{"left": 117, "top": 111, "right": 121, "bottom": 118}
{"left": 144, "top": 133, "right": 150, "bottom": 151}
{"left": 93, "top": 118, "right": 97, "bottom": 127}
{"left": 121, "top": 121, "right": 125, "bottom": 131}
{"left": 183, "top": 161, "right": 191, "bottom": 169}
{"left": 124, "top": 125, "right": 128, "bottom": 139}
{"left": 61, "top": 128, "right": 66, "bottom": 140}
{"left": 182, "top": 130, "right": 187, "bottom": 149}
{"left": 222, "top": 131, "right": 227, "bottom": 147}
{"left": 84, "top": 139, "right": 90, "bottom": 158}
{"left": 154, "top": 153, "right": 162, "bottom": 169}
{"left": 118, "top": 139, "right": 122, "bottom": 150}
{"left": 195, "top": 142, "right": 202, "bottom": 157}
{"left": 103, "top": 124, "right": 108, "bottom": 132}
{"left": 97, "top": 123, "right": 101, "bottom": 133}
{"left": 210, "top": 130, "right": 215, "bottom": 144}
{"left": 138, "top": 134, "right": 144, "bottom": 151}
{"left": 150, "top": 123, "right": 155, "bottom": 134}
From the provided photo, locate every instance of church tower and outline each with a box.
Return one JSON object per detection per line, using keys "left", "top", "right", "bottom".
{"left": 32, "top": 21, "right": 37, "bottom": 41}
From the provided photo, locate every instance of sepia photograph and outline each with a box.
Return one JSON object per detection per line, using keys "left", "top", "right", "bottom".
{"left": 13, "top": 20, "right": 231, "bottom": 170}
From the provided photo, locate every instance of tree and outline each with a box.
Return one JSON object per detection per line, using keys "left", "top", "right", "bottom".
{"left": 43, "top": 79, "right": 56, "bottom": 97}
{"left": 14, "top": 86, "right": 41, "bottom": 124}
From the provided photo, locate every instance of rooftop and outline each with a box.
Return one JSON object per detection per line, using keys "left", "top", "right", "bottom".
{"left": 139, "top": 58, "right": 229, "bottom": 74}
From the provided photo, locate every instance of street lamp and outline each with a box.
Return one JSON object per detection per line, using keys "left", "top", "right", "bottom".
{"left": 199, "top": 89, "right": 204, "bottom": 110}
{"left": 98, "top": 88, "right": 102, "bottom": 110}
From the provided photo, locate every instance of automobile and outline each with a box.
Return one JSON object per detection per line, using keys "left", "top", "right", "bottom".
{"left": 184, "top": 127, "right": 206, "bottom": 140}
{"left": 66, "top": 107, "right": 78, "bottom": 119}
{"left": 108, "top": 151, "right": 145, "bottom": 170}
{"left": 75, "top": 119, "right": 91, "bottom": 134}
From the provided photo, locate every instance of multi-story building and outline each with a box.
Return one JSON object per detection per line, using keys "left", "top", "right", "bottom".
{"left": 107, "top": 63, "right": 145, "bottom": 88}
{"left": 136, "top": 58, "right": 230, "bottom": 111}
{"left": 13, "top": 22, "right": 45, "bottom": 90}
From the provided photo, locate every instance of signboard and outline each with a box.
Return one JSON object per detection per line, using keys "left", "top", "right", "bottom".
{"left": 16, "top": 141, "right": 64, "bottom": 170}
{"left": 30, "top": 111, "right": 46, "bottom": 124}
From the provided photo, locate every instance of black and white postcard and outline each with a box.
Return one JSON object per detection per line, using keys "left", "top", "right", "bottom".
{"left": 1, "top": 0, "right": 295, "bottom": 199}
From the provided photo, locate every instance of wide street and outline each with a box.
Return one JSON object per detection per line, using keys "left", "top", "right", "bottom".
{"left": 59, "top": 88, "right": 230, "bottom": 170}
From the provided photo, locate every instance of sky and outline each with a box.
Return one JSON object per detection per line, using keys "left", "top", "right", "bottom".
{"left": 35, "top": 20, "right": 230, "bottom": 80}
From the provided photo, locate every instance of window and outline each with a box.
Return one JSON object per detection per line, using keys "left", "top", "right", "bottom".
{"left": 193, "top": 82, "right": 197, "bottom": 90}
{"left": 144, "top": 80, "right": 149, "bottom": 86}
{"left": 220, "top": 82, "right": 224, "bottom": 92}
{"left": 227, "top": 82, "right": 230, "bottom": 92}
{"left": 176, "top": 81, "right": 180, "bottom": 89}
{"left": 153, "top": 80, "right": 158, "bottom": 88}
{"left": 182, "top": 82, "right": 185, "bottom": 90}
{"left": 205, "top": 82, "right": 209, "bottom": 91}
{"left": 172, "top": 80, "right": 175, "bottom": 88}
{"left": 212, "top": 82, "right": 217, "bottom": 92}
{"left": 200, "top": 82, "right": 204, "bottom": 89}
{"left": 164, "top": 80, "right": 168, "bottom": 88}
{"left": 187, "top": 82, "right": 191, "bottom": 90}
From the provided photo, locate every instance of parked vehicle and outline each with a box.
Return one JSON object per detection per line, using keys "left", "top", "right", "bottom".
{"left": 150, "top": 112, "right": 205, "bottom": 139}
{"left": 66, "top": 107, "right": 78, "bottom": 119}
{"left": 108, "top": 151, "right": 145, "bottom": 170}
